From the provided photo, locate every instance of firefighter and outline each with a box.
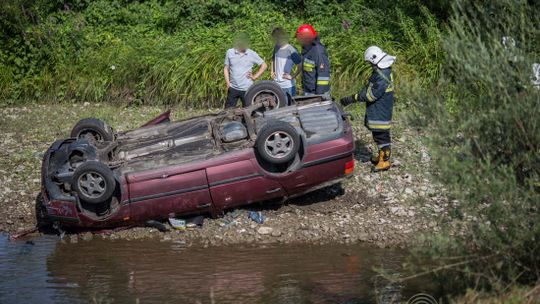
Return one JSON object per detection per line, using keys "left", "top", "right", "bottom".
{"left": 295, "top": 24, "right": 330, "bottom": 96}
{"left": 340, "top": 46, "right": 396, "bottom": 172}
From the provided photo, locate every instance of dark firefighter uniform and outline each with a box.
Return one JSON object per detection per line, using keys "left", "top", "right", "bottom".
{"left": 341, "top": 67, "right": 394, "bottom": 171}
{"left": 301, "top": 37, "right": 330, "bottom": 95}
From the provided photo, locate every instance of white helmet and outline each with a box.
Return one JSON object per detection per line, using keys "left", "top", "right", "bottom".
{"left": 364, "top": 46, "right": 396, "bottom": 69}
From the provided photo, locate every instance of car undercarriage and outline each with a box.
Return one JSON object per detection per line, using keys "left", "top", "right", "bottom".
{"left": 40, "top": 82, "right": 354, "bottom": 228}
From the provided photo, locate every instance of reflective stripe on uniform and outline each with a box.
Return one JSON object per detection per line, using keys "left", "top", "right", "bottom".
{"left": 303, "top": 58, "right": 315, "bottom": 72}
{"left": 316, "top": 76, "right": 329, "bottom": 85}
{"left": 369, "top": 124, "right": 391, "bottom": 129}
{"left": 385, "top": 73, "right": 394, "bottom": 92}
{"left": 303, "top": 64, "right": 314, "bottom": 71}
{"left": 366, "top": 84, "right": 376, "bottom": 102}
{"left": 368, "top": 120, "right": 391, "bottom": 129}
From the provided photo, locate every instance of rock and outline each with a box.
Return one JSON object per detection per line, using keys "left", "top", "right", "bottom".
{"left": 403, "top": 174, "right": 413, "bottom": 183}
{"left": 271, "top": 229, "right": 282, "bottom": 237}
{"left": 389, "top": 207, "right": 401, "bottom": 214}
{"left": 81, "top": 232, "right": 93, "bottom": 241}
{"left": 398, "top": 209, "right": 408, "bottom": 217}
{"left": 405, "top": 188, "right": 414, "bottom": 195}
{"left": 421, "top": 150, "right": 431, "bottom": 163}
{"left": 257, "top": 226, "right": 274, "bottom": 235}
{"left": 358, "top": 233, "right": 369, "bottom": 241}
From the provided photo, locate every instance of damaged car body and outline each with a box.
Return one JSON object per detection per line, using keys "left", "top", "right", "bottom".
{"left": 39, "top": 82, "right": 355, "bottom": 229}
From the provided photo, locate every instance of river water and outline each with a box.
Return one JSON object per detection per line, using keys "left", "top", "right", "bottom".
{"left": 0, "top": 233, "right": 439, "bottom": 303}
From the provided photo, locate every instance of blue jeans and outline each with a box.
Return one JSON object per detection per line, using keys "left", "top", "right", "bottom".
{"left": 281, "top": 86, "right": 296, "bottom": 105}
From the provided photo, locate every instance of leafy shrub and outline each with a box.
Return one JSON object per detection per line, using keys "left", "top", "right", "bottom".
{"left": 408, "top": 0, "right": 539, "bottom": 294}
{"left": 0, "top": 0, "right": 443, "bottom": 106}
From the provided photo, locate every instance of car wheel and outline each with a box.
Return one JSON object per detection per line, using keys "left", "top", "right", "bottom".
{"left": 256, "top": 121, "right": 300, "bottom": 164}
{"left": 245, "top": 81, "right": 287, "bottom": 110}
{"left": 70, "top": 118, "right": 114, "bottom": 143}
{"left": 72, "top": 161, "right": 115, "bottom": 204}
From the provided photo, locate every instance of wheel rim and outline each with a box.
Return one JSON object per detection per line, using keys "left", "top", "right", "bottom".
{"left": 78, "top": 130, "right": 103, "bottom": 143}
{"left": 252, "top": 90, "right": 280, "bottom": 109}
{"left": 264, "top": 131, "right": 293, "bottom": 159}
{"left": 78, "top": 171, "right": 107, "bottom": 199}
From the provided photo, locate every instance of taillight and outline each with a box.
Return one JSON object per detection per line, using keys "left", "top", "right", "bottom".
{"left": 344, "top": 160, "right": 354, "bottom": 174}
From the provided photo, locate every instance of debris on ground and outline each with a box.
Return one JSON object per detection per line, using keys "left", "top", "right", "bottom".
{"left": 248, "top": 211, "right": 264, "bottom": 224}
{"left": 8, "top": 226, "right": 38, "bottom": 241}
{"left": 168, "top": 218, "right": 186, "bottom": 231}
{"left": 186, "top": 215, "right": 204, "bottom": 229}
{"left": 146, "top": 220, "right": 169, "bottom": 232}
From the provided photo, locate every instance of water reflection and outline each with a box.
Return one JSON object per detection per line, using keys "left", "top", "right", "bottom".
{"left": 0, "top": 235, "right": 434, "bottom": 303}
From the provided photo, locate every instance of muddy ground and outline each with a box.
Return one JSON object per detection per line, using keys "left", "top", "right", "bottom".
{"left": 0, "top": 103, "right": 449, "bottom": 247}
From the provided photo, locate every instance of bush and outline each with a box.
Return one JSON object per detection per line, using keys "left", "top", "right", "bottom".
{"left": 408, "top": 0, "right": 540, "bottom": 294}
{"left": 0, "top": 0, "right": 443, "bottom": 106}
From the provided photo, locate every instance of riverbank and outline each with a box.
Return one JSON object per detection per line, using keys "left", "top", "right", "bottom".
{"left": 0, "top": 103, "right": 449, "bottom": 247}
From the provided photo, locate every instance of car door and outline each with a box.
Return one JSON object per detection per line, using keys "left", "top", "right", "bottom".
{"left": 126, "top": 167, "right": 212, "bottom": 221}
{"left": 206, "top": 157, "right": 286, "bottom": 210}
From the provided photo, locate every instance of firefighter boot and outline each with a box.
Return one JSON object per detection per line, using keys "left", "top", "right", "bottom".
{"left": 372, "top": 146, "right": 391, "bottom": 172}
{"left": 371, "top": 149, "right": 383, "bottom": 165}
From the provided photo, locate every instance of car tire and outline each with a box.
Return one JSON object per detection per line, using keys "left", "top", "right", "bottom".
{"left": 70, "top": 118, "right": 114, "bottom": 143}
{"left": 245, "top": 81, "right": 287, "bottom": 109}
{"left": 256, "top": 121, "right": 300, "bottom": 164}
{"left": 72, "top": 161, "right": 115, "bottom": 204}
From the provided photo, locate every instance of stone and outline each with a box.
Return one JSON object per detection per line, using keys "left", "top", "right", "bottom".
{"left": 257, "top": 226, "right": 274, "bottom": 235}
{"left": 389, "top": 207, "right": 401, "bottom": 214}
{"left": 81, "top": 232, "right": 93, "bottom": 241}
{"left": 271, "top": 229, "right": 282, "bottom": 237}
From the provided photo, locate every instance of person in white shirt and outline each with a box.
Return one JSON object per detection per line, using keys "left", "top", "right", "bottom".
{"left": 223, "top": 33, "right": 268, "bottom": 108}
{"left": 270, "top": 27, "right": 302, "bottom": 105}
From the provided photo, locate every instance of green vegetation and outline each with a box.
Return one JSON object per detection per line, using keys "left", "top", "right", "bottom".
{"left": 0, "top": 0, "right": 442, "bottom": 106}
{"left": 2, "top": 0, "right": 539, "bottom": 301}
{"left": 406, "top": 0, "right": 540, "bottom": 299}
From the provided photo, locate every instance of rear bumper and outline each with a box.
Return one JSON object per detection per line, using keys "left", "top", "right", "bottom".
{"left": 40, "top": 140, "right": 81, "bottom": 224}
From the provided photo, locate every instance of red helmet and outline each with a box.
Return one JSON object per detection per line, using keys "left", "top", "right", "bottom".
{"left": 295, "top": 24, "right": 317, "bottom": 39}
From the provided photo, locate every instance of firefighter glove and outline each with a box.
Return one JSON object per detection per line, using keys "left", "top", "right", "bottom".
{"left": 340, "top": 95, "right": 356, "bottom": 106}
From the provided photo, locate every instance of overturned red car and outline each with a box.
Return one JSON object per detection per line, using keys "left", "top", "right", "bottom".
{"left": 38, "top": 81, "right": 355, "bottom": 229}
